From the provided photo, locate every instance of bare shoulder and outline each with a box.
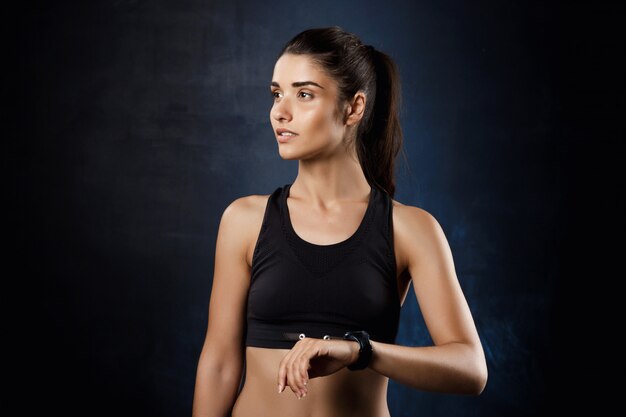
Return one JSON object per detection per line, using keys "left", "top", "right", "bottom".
{"left": 221, "top": 192, "right": 272, "bottom": 266}
{"left": 391, "top": 198, "right": 442, "bottom": 234}
{"left": 223, "top": 193, "right": 270, "bottom": 222}
{"left": 390, "top": 198, "right": 447, "bottom": 268}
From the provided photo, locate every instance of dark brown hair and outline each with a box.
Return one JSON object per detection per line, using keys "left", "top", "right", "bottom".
{"left": 277, "top": 26, "right": 406, "bottom": 198}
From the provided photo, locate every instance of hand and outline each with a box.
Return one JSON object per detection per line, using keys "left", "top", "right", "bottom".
{"left": 277, "top": 337, "right": 360, "bottom": 399}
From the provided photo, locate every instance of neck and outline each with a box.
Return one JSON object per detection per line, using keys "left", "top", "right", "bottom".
{"left": 292, "top": 148, "right": 370, "bottom": 205}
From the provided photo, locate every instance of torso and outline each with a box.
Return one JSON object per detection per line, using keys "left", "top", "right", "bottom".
{"left": 232, "top": 191, "right": 413, "bottom": 417}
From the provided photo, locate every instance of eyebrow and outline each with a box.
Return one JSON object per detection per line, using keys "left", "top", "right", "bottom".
{"left": 271, "top": 81, "right": 325, "bottom": 89}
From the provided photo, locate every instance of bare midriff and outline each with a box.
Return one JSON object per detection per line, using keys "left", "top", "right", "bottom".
{"left": 231, "top": 346, "right": 392, "bottom": 417}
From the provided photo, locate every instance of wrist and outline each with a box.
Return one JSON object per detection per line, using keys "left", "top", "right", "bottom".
{"left": 343, "top": 330, "right": 373, "bottom": 370}
{"left": 346, "top": 340, "right": 360, "bottom": 365}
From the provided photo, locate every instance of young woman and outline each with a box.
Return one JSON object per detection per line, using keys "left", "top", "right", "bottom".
{"left": 192, "top": 26, "right": 487, "bottom": 417}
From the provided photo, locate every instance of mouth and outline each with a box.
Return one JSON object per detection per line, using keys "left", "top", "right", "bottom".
{"left": 276, "top": 128, "right": 299, "bottom": 143}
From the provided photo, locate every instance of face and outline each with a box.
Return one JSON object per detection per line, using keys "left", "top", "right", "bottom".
{"left": 270, "top": 54, "right": 362, "bottom": 160}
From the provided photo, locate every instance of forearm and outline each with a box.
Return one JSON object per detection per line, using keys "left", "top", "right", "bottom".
{"left": 192, "top": 355, "right": 243, "bottom": 417}
{"left": 368, "top": 340, "right": 487, "bottom": 395}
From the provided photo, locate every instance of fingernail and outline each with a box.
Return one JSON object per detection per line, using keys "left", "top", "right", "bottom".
{"left": 278, "top": 384, "right": 283, "bottom": 393}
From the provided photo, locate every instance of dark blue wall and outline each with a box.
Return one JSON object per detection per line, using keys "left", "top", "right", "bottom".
{"left": 12, "top": 0, "right": 615, "bottom": 415}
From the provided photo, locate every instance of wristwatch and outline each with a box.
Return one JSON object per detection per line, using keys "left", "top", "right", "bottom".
{"left": 343, "top": 330, "right": 373, "bottom": 370}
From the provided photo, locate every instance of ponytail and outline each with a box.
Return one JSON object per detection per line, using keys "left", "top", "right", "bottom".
{"left": 356, "top": 47, "right": 404, "bottom": 198}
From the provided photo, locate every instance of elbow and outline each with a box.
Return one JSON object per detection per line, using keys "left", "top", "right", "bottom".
{"left": 468, "top": 342, "right": 488, "bottom": 395}
{"left": 458, "top": 345, "right": 488, "bottom": 395}
{"left": 469, "top": 357, "right": 488, "bottom": 395}
{"left": 196, "top": 346, "right": 244, "bottom": 385}
{"left": 472, "top": 366, "right": 488, "bottom": 395}
{"left": 199, "top": 355, "right": 243, "bottom": 382}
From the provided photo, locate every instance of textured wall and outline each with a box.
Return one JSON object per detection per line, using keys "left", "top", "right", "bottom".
{"left": 12, "top": 0, "right": 589, "bottom": 415}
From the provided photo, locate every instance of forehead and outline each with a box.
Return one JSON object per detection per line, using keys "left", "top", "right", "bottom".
{"left": 272, "top": 54, "right": 334, "bottom": 88}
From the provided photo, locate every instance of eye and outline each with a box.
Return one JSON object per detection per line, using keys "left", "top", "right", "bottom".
{"left": 270, "top": 91, "right": 313, "bottom": 100}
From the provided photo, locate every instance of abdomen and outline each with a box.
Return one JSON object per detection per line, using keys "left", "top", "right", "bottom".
{"left": 232, "top": 347, "right": 392, "bottom": 417}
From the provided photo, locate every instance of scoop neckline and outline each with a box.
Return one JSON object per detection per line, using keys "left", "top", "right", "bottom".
{"left": 282, "top": 183, "right": 376, "bottom": 249}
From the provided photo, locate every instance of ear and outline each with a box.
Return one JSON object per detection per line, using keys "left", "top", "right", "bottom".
{"left": 344, "top": 91, "right": 367, "bottom": 126}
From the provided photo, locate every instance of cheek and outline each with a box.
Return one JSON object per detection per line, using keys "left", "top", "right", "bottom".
{"left": 303, "top": 107, "right": 342, "bottom": 139}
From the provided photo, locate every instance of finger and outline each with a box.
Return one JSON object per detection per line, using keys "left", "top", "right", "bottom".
{"left": 277, "top": 357, "right": 287, "bottom": 393}
{"left": 287, "top": 351, "right": 302, "bottom": 398}
{"left": 298, "top": 343, "right": 315, "bottom": 388}
{"left": 292, "top": 341, "right": 311, "bottom": 398}
{"left": 278, "top": 351, "right": 292, "bottom": 394}
{"left": 279, "top": 345, "right": 298, "bottom": 396}
{"left": 293, "top": 342, "right": 313, "bottom": 396}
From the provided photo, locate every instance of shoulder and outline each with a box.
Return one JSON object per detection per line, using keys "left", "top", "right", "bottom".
{"left": 390, "top": 198, "right": 442, "bottom": 234}
{"left": 221, "top": 192, "right": 272, "bottom": 230}
{"left": 390, "top": 198, "right": 449, "bottom": 265}
{"left": 219, "top": 192, "right": 273, "bottom": 261}
{"left": 223, "top": 193, "right": 271, "bottom": 217}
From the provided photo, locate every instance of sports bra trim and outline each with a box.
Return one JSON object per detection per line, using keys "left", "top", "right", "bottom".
{"left": 281, "top": 183, "right": 376, "bottom": 249}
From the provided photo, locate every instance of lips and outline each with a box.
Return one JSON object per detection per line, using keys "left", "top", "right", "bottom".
{"left": 276, "top": 128, "right": 298, "bottom": 136}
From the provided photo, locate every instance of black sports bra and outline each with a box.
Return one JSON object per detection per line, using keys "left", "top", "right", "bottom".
{"left": 244, "top": 183, "right": 401, "bottom": 349}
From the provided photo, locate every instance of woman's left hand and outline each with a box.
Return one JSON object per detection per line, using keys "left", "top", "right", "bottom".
{"left": 277, "top": 337, "right": 360, "bottom": 398}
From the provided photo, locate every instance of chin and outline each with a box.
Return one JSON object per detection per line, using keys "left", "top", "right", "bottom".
{"left": 277, "top": 148, "right": 303, "bottom": 161}
{"left": 277, "top": 141, "right": 330, "bottom": 161}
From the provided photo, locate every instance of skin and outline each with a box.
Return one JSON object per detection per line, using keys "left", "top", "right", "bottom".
{"left": 192, "top": 53, "right": 488, "bottom": 417}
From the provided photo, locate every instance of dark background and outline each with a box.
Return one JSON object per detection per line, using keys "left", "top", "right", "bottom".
{"left": 8, "top": 0, "right": 622, "bottom": 415}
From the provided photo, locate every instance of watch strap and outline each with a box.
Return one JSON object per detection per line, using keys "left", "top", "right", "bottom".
{"left": 343, "top": 330, "right": 373, "bottom": 370}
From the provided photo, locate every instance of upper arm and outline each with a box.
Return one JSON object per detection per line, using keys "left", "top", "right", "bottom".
{"left": 201, "top": 196, "right": 255, "bottom": 364}
{"left": 396, "top": 206, "right": 482, "bottom": 349}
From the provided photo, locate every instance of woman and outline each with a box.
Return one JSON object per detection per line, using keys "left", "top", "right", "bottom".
{"left": 192, "top": 26, "right": 487, "bottom": 417}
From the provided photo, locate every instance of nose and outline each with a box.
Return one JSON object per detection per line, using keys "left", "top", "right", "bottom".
{"left": 271, "top": 96, "right": 292, "bottom": 122}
